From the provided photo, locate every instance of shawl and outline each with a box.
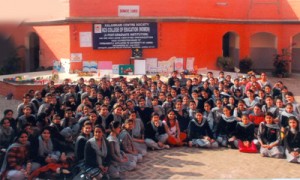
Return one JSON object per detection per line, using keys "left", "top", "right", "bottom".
{"left": 88, "top": 137, "right": 107, "bottom": 166}
{"left": 265, "top": 122, "right": 280, "bottom": 129}
{"left": 131, "top": 118, "right": 143, "bottom": 139}
{"left": 38, "top": 136, "right": 53, "bottom": 157}
{"left": 1, "top": 142, "right": 29, "bottom": 173}
{"left": 237, "top": 121, "right": 253, "bottom": 128}
{"left": 221, "top": 114, "right": 237, "bottom": 123}
{"left": 191, "top": 117, "right": 207, "bottom": 128}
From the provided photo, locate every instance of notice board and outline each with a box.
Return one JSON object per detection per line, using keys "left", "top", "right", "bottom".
{"left": 93, "top": 23, "right": 158, "bottom": 49}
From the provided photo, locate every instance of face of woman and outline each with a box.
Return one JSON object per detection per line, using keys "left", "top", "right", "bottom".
{"left": 241, "top": 116, "right": 249, "bottom": 125}
{"left": 94, "top": 127, "right": 103, "bottom": 140}
{"left": 113, "top": 126, "right": 121, "bottom": 135}
{"left": 175, "top": 102, "right": 182, "bottom": 110}
{"left": 286, "top": 105, "right": 293, "bottom": 113}
{"left": 289, "top": 119, "right": 298, "bottom": 129}
{"left": 223, "top": 108, "right": 231, "bottom": 117}
{"left": 195, "top": 113, "right": 203, "bottom": 122}
{"left": 114, "top": 107, "right": 122, "bottom": 115}
{"left": 265, "top": 115, "right": 273, "bottom": 124}
{"left": 2, "top": 119, "right": 10, "bottom": 129}
{"left": 168, "top": 112, "right": 176, "bottom": 120}
{"left": 42, "top": 129, "right": 51, "bottom": 141}
{"left": 18, "top": 133, "right": 28, "bottom": 145}
{"left": 83, "top": 125, "right": 92, "bottom": 135}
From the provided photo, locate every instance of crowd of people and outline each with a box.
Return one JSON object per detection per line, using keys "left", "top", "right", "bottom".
{"left": 0, "top": 70, "right": 299, "bottom": 179}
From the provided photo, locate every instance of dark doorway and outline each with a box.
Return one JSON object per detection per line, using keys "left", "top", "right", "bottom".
{"left": 222, "top": 32, "right": 240, "bottom": 67}
{"left": 29, "top": 33, "right": 40, "bottom": 72}
{"left": 222, "top": 33, "right": 230, "bottom": 57}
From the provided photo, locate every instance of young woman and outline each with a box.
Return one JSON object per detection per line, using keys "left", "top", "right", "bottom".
{"left": 249, "top": 104, "right": 265, "bottom": 135}
{"left": 145, "top": 113, "right": 169, "bottom": 150}
{"left": 233, "top": 100, "right": 249, "bottom": 121}
{"left": 279, "top": 103, "right": 299, "bottom": 133}
{"left": 107, "top": 121, "right": 137, "bottom": 179}
{"left": 119, "top": 119, "right": 143, "bottom": 163}
{"left": 0, "top": 118, "right": 15, "bottom": 152}
{"left": 129, "top": 111, "right": 147, "bottom": 156}
{"left": 174, "top": 99, "right": 190, "bottom": 134}
{"left": 1, "top": 131, "right": 38, "bottom": 179}
{"left": 187, "top": 111, "right": 218, "bottom": 148}
{"left": 284, "top": 116, "right": 300, "bottom": 163}
{"left": 257, "top": 112, "right": 284, "bottom": 158}
{"left": 216, "top": 106, "right": 238, "bottom": 148}
{"left": 84, "top": 125, "right": 110, "bottom": 179}
{"left": 163, "top": 110, "right": 187, "bottom": 146}
{"left": 234, "top": 115, "right": 257, "bottom": 153}
{"left": 75, "top": 121, "right": 93, "bottom": 162}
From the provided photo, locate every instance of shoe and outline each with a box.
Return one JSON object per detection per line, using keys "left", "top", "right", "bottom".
{"left": 163, "top": 145, "right": 170, "bottom": 149}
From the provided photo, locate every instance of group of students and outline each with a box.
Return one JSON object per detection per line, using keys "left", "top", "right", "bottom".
{"left": 0, "top": 70, "right": 299, "bottom": 179}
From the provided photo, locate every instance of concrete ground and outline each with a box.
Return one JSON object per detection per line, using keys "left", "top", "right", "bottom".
{"left": 0, "top": 73, "right": 299, "bottom": 179}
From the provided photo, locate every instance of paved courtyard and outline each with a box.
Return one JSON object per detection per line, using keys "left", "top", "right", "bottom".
{"left": 0, "top": 73, "right": 299, "bottom": 179}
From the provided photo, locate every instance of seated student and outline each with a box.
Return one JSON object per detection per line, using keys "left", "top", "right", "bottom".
{"left": 257, "top": 112, "right": 284, "bottom": 158}
{"left": 0, "top": 131, "right": 39, "bottom": 179}
{"left": 216, "top": 106, "right": 238, "bottom": 148}
{"left": 107, "top": 121, "right": 137, "bottom": 179}
{"left": 145, "top": 112, "right": 170, "bottom": 150}
{"left": 96, "top": 105, "right": 114, "bottom": 135}
{"left": 17, "top": 105, "right": 37, "bottom": 131}
{"left": 249, "top": 104, "right": 265, "bottom": 135}
{"left": 0, "top": 118, "right": 15, "bottom": 153}
{"left": 279, "top": 103, "right": 299, "bottom": 133}
{"left": 152, "top": 96, "right": 165, "bottom": 119}
{"left": 3, "top": 109, "right": 17, "bottom": 132}
{"left": 128, "top": 111, "right": 147, "bottom": 156}
{"left": 119, "top": 119, "right": 143, "bottom": 163}
{"left": 262, "top": 96, "right": 279, "bottom": 118}
{"left": 233, "top": 100, "right": 249, "bottom": 121}
{"left": 234, "top": 115, "right": 258, "bottom": 153}
{"left": 83, "top": 125, "right": 110, "bottom": 179}
{"left": 163, "top": 110, "right": 187, "bottom": 146}
{"left": 187, "top": 111, "right": 218, "bottom": 148}
{"left": 75, "top": 121, "right": 93, "bottom": 162}
{"left": 174, "top": 99, "right": 190, "bottom": 134}
{"left": 284, "top": 116, "right": 300, "bottom": 163}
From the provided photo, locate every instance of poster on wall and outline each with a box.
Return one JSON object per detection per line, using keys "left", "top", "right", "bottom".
{"left": 119, "top": 65, "right": 134, "bottom": 75}
{"left": 98, "top": 61, "right": 113, "bottom": 70}
{"left": 146, "top": 58, "right": 157, "bottom": 74}
{"left": 112, "top": 65, "right": 119, "bottom": 74}
{"left": 70, "top": 53, "right": 82, "bottom": 62}
{"left": 80, "top": 32, "right": 92, "bottom": 47}
{"left": 60, "top": 58, "right": 70, "bottom": 73}
{"left": 53, "top": 60, "right": 61, "bottom": 72}
{"left": 93, "top": 22, "right": 157, "bottom": 49}
{"left": 174, "top": 58, "right": 184, "bottom": 72}
{"left": 134, "top": 60, "right": 146, "bottom": 75}
{"left": 186, "top": 57, "right": 195, "bottom": 71}
{"left": 83, "top": 61, "right": 98, "bottom": 72}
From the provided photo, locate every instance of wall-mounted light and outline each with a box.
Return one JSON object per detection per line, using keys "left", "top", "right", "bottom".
{"left": 216, "top": 2, "right": 228, "bottom": 6}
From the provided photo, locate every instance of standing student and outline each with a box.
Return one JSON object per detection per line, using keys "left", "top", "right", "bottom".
{"left": 257, "top": 112, "right": 284, "bottom": 158}
{"left": 284, "top": 116, "right": 300, "bottom": 163}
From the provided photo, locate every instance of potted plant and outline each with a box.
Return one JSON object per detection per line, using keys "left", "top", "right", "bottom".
{"left": 239, "top": 57, "right": 253, "bottom": 73}
{"left": 273, "top": 48, "right": 291, "bottom": 78}
{"left": 216, "top": 56, "right": 234, "bottom": 71}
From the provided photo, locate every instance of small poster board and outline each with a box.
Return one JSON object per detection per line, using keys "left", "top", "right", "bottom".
{"left": 80, "top": 32, "right": 92, "bottom": 47}
{"left": 98, "top": 61, "right": 113, "bottom": 70}
{"left": 175, "top": 58, "right": 184, "bottom": 72}
{"left": 60, "top": 58, "right": 70, "bottom": 73}
{"left": 112, "top": 65, "right": 119, "bottom": 74}
{"left": 134, "top": 59, "right": 146, "bottom": 75}
{"left": 83, "top": 61, "right": 98, "bottom": 72}
{"left": 186, "top": 57, "right": 195, "bottom": 71}
{"left": 146, "top": 58, "right": 158, "bottom": 74}
{"left": 119, "top": 65, "right": 134, "bottom": 75}
{"left": 70, "top": 53, "right": 82, "bottom": 62}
